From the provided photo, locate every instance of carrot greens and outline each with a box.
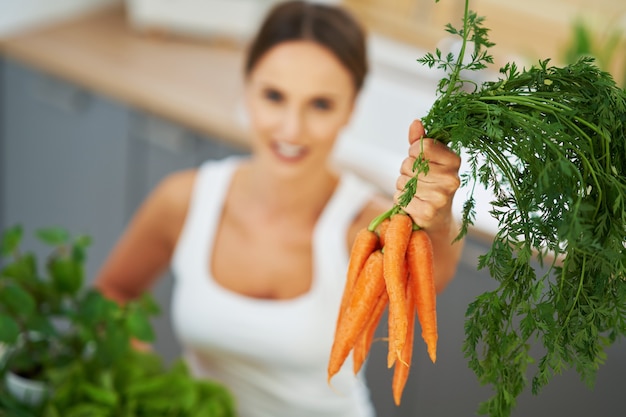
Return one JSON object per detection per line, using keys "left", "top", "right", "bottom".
{"left": 399, "top": 1, "right": 626, "bottom": 416}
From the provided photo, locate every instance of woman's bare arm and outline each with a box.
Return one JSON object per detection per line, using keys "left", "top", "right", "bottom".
{"left": 94, "top": 170, "right": 196, "bottom": 303}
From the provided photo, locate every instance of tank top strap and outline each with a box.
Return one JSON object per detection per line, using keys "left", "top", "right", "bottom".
{"left": 318, "top": 171, "right": 378, "bottom": 234}
{"left": 172, "top": 156, "right": 242, "bottom": 280}
{"left": 313, "top": 171, "right": 378, "bottom": 290}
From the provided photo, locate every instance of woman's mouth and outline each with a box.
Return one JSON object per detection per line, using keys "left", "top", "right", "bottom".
{"left": 272, "top": 141, "right": 308, "bottom": 161}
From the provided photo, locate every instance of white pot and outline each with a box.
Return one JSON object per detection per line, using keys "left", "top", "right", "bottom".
{"left": 5, "top": 371, "right": 50, "bottom": 406}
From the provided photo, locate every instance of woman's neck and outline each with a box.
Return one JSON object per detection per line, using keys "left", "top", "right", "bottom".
{"left": 235, "top": 159, "right": 340, "bottom": 224}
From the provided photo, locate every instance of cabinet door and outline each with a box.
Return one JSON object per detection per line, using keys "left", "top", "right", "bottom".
{"left": 127, "top": 112, "right": 249, "bottom": 364}
{"left": 194, "top": 132, "right": 249, "bottom": 165}
{"left": 0, "top": 57, "right": 6, "bottom": 232}
{"left": 0, "top": 58, "right": 131, "bottom": 282}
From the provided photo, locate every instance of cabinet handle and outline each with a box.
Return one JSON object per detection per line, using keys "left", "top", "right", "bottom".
{"left": 130, "top": 112, "right": 195, "bottom": 153}
{"left": 32, "top": 74, "right": 92, "bottom": 114}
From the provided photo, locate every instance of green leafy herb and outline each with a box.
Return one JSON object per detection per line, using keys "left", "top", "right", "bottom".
{"left": 401, "top": 1, "right": 626, "bottom": 416}
{"left": 0, "top": 226, "right": 235, "bottom": 417}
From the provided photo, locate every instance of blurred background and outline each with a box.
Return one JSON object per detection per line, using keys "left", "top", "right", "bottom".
{"left": 1, "top": 1, "right": 625, "bottom": 416}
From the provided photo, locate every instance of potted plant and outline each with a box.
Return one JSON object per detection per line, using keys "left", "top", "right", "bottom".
{"left": 0, "top": 225, "right": 235, "bottom": 416}
{"left": 41, "top": 350, "right": 235, "bottom": 416}
{"left": 0, "top": 225, "right": 157, "bottom": 407}
{"left": 0, "top": 225, "right": 90, "bottom": 404}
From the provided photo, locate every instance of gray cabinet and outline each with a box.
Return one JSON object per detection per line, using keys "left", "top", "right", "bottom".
{"left": 0, "top": 57, "right": 131, "bottom": 282}
{"left": 0, "top": 57, "right": 248, "bottom": 365}
{"left": 0, "top": 58, "right": 5, "bottom": 235}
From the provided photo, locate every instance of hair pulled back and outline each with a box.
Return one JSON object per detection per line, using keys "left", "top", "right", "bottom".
{"left": 245, "top": 0, "right": 368, "bottom": 91}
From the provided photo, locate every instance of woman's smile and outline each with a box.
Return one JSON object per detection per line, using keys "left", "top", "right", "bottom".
{"left": 272, "top": 141, "right": 309, "bottom": 161}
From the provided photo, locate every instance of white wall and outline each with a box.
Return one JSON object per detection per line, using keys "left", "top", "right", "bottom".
{"left": 0, "top": 0, "right": 119, "bottom": 37}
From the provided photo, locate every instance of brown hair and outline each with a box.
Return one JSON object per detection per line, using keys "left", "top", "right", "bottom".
{"left": 245, "top": 0, "right": 368, "bottom": 91}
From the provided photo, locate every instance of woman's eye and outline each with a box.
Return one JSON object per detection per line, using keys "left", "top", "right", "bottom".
{"left": 312, "top": 98, "right": 332, "bottom": 110}
{"left": 264, "top": 89, "right": 283, "bottom": 103}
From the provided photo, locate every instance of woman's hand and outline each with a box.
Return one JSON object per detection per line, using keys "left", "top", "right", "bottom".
{"left": 394, "top": 119, "right": 461, "bottom": 233}
{"left": 394, "top": 119, "right": 463, "bottom": 292}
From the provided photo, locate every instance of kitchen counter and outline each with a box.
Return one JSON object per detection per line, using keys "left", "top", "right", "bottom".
{"left": 0, "top": 5, "right": 250, "bottom": 150}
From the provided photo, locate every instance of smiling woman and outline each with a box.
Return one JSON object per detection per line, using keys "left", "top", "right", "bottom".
{"left": 94, "top": 1, "right": 464, "bottom": 416}
{"left": 242, "top": 0, "right": 366, "bottom": 175}
{"left": 244, "top": 41, "right": 356, "bottom": 171}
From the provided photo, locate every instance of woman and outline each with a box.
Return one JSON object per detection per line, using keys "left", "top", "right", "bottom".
{"left": 95, "top": 1, "right": 463, "bottom": 416}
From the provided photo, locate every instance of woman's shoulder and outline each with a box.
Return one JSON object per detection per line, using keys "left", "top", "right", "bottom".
{"left": 155, "top": 168, "right": 198, "bottom": 207}
{"left": 153, "top": 156, "right": 243, "bottom": 221}
{"left": 144, "top": 169, "right": 199, "bottom": 241}
{"left": 104, "top": 168, "right": 201, "bottom": 264}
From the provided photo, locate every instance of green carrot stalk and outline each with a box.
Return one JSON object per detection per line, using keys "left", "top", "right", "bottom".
{"left": 393, "top": 1, "right": 626, "bottom": 416}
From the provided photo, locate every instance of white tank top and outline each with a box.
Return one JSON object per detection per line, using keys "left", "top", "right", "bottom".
{"left": 171, "top": 156, "right": 378, "bottom": 417}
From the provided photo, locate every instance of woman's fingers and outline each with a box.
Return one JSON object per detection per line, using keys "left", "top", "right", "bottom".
{"left": 408, "top": 119, "right": 426, "bottom": 145}
{"left": 395, "top": 120, "right": 461, "bottom": 229}
{"left": 406, "top": 138, "right": 460, "bottom": 168}
{"left": 398, "top": 147, "right": 461, "bottom": 187}
{"left": 394, "top": 172, "right": 457, "bottom": 228}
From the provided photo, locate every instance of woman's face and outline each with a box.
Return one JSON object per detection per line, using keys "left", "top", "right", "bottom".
{"left": 245, "top": 40, "right": 357, "bottom": 176}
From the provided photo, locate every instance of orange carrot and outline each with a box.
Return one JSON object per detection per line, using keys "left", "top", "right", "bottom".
{"left": 382, "top": 212, "right": 413, "bottom": 366}
{"left": 407, "top": 229, "right": 438, "bottom": 363}
{"left": 392, "top": 271, "right": 416, "bottom": 405}
{"left": 377, "top": 217, "right": 390, "bottom": 248}
{"left": 386, "top": 294, "right": 398, "bottom": 369}
{"left": 353, "top": 288, "right": 388, "bottom": 374}
{"left": 387, "top": 254, "right": 408, "bottom": 368}
{"left": 328, "top": 250, "right": 386, "bottom": 382}
{"left": 340, "top": 229, "right": 379, "bottom": 309}
{"left": 345, "top": 228, "right": 380, "bottom": 298}
{"left": 334, "top": 228, "right": 379, "bottom": 342}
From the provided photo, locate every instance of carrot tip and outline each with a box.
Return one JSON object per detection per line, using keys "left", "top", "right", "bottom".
{"left": 427, "top": 341, "right": 437, "bottom": 363}
{"left": 397, "top": 354, "right": 410, "bottom": 368}
{"left": 387, "top": 349, "right": 404, "bottom": 368}
{"left": 327, "top": 378, "right": 348, "bottom": 398}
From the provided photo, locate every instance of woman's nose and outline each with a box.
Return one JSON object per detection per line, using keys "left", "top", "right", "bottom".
{"left": 275, "top": 107, "right": 303, "bottom": 142}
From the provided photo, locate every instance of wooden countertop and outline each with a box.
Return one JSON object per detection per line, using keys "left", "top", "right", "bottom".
{"left": 0, "top": 5, "right": 251, "bottom": 149}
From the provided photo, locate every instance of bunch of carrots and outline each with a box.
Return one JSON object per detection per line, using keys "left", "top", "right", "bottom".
{"left": 327, "top": 207, "right": 437, "bottom": 406}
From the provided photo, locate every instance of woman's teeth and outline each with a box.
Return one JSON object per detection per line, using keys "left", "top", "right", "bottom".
{"left": 275, "top": 142, "right": 305, "bottom": 158}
